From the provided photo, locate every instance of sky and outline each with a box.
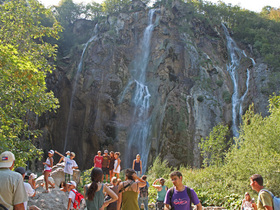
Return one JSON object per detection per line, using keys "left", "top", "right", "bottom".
{"left": 40, "top": 0, "right": 280, "bottom": 13}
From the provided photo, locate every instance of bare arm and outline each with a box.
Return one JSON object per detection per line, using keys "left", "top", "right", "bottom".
{"left": 67, "top": 198, "right": 72, "bottom": 210}
{"left": 132, "top": 159, "right": 135, "bottom": 170}
{"left": 102, "top": 185, "right": 118, "bottom": 208}
{"left": 55, "top": 150, "right": 64, "bottom": 158}
{"left": 133, "top": 174, "right": 146, "bottom": 188}
{"left": 196, "top": 202, "right": 202, "bottom": 210}
{"left": 152, "top": 179, "right": 162, "bottom": 190}
{"left": 117, "top": 192, "right": 122, "bottom": 210}
{"left": 264, "top": 206, "right": 273, "bottom": 210}
{"left": 14, "top": 203, "right": 25, "bottom": 210}
{"left": 117, "top": 158, "right": 121, "bottom": 169}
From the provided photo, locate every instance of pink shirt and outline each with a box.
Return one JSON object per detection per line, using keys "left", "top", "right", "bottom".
{"left": 94, "top": 155, "right": 103, "bottom": 168}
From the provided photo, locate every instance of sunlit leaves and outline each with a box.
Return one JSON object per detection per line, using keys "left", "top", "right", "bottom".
{"left": 0, "top": 0, "right": 61, "bottom": 166}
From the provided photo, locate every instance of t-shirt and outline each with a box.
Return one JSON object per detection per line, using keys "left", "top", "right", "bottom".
{"left": 94, "top": 156, "right": 103, "bottom": 168}
{"left": 64, "top": 157, "right": 78, "bottom": 175}
{"left": 257, "top": 190, "right": 273, "bottom": 210}
{"left": 69, "top": 189, "right": 77, "bottom": 209}
{"left": 24, "top": 182, "right": 35, "bottom": 209}
{"left": 164, "top": 186, "right": 200, "bottom": 210}
{"left": 0, "top": 168, "right": 28, "bottom": 210}
{"left": 102, "top": 155, "right": 110, "bottom": 168}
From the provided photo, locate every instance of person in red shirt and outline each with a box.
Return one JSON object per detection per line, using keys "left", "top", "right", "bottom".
{"left": 94, "top": 151, "right": 103, "bottom": 169}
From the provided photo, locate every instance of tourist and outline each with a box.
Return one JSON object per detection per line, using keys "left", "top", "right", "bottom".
{"left": 102, "top": 150, "right": 110, "bottom": 182}
{"left": 132, "top": 154, "right": 142, "bottom": 177}
{"left": 153, "top": 178, "right": 167, "bottom": 210}
{"left": 60, "top": 181, "right": 67, "bottom": 192}
{"left": 84, "top": 168, "right": 118, "bottom": 210}
{"left": 28, "top": 173, "right": 38, "bottom": 190}
{"left": 93, "top": 151, "right": 103, "bottom": 169}
{"left": 241, "top": 192, "right": 256, "bottom": 210}
{"left": 164, "top": 171, "right": 202, "bottom": 210}
{"left": 106, "top": 177, "right": 119, "bottom": 210}
{"left": 113, "top": 152, "right": 121, "bottom": 179}
{"left": 250, "top": 174, "right": 273, "bottom": 210}
{"left": 55, "top": 151, "right": 78, "bottom": 184}
{"left": 0, "top": 151, "right": 27, "bottom": 210}
{"left": 43, "top": 150, "right": 54, "bottom": 193}
{"left": 118, "top": 168, "right": 146, "bottom": 210}
{"left": 138, "top": 175, "right": 149, "bottom": 210}
{"left": 15, "top": 167, "right": 36, "bottom": 210}
{"left": 109, "top": 151, "right": 115, "bottom": 182}
{"left": 67, "top": 181, "right": 85, "bottom": 210}
{"left": 58, "top": 151, "right": 70, "bottom": 164}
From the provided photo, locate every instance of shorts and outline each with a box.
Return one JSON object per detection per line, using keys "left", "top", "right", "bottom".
{"left": 44, "top": 169, "right": 52, "bottom": 172}
{"left": 65, "top": 173, "right": 72, "bottom": 183}
{"left": 102, "top": 167, "right": 109, "bottom": 175}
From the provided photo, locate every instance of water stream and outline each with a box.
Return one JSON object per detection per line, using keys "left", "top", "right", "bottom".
{"left": 122, "top": 9, "right": 157, "bottom": 172}
{"left": 222, "top": 23, "right": 254, "bottom": 137}
{"left": 64, "top": 26, "right": 98, "bottom": 151}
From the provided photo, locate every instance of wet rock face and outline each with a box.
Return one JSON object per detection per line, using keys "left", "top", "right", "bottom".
{"left": 40, "top": 2, "right": 270, "bottom": 170}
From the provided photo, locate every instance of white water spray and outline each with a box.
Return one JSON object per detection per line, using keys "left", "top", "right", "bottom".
{"left": 64, "top": 25, "right": 98, "bottom": 151}
{"left": 222, "top": 23, "right": 253, "bottom": 137}
{"left": 122, "top": 9, "right": 157, "bottom": 172}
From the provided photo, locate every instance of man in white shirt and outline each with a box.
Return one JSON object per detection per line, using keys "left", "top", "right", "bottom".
{"left": 0, "top": 151, "right": 27, "bottom": 210}
{"left": 15, "top": 167, "right": 36, "bottom": 210}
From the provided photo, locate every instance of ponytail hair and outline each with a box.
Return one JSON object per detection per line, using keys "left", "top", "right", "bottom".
{"left": 87, "top": 167, "right": 103, "bottom": 200}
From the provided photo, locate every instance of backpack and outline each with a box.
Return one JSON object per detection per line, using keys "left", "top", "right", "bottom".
{"left": 169, "top": 186, "right": 192, "bottom": 210}
{"left": 139, "top": 183, "right": 149, "bottom": 198}
{"left": 259, "top": 189, "right": 280, "bottom": 210}
{"left": 71, "top": 190, "right": 85, "bottom": 209}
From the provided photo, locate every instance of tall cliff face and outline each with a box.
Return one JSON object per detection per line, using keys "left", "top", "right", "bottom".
{"left": 39, "top": 1, "right": 272, "bottom": 170}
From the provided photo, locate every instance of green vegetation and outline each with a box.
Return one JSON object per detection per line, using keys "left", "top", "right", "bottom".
{"left": 147, "top": 94, "right": 280, "bottom": 208}
{"left": 0, "top": 0, "right": 61, "bottom": 166}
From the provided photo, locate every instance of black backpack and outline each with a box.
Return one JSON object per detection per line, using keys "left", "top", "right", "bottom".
{"left": 139, "top": 184, "right": 149, "bottom": 198}
{"left": 169, "top": 186, "right": 192, "bottom": 210}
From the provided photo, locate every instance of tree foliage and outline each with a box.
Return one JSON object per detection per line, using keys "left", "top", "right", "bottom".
{"left": 0, "top": 0, "right": 61, "bottom": 166}
{"left": 199, "top": 124, "right": 231, "bottom": 167}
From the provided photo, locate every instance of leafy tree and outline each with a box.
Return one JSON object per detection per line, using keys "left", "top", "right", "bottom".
{"left": 199, "top": 124, "right": 231, "bottom": 167}
{"left": 102, "top": 0, "right": 131, "bottom": 15}
{"left": 0, "top": 0, "right": 61, "bottom": 166}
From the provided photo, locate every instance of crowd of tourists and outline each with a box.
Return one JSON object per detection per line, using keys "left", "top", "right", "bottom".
{"left": 0, "top": 150, "right": 277, "bottom": 210}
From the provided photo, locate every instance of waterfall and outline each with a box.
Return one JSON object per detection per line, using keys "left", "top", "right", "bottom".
{"left": 222, "top": 23, "right": 253, "bottom": 137}
{"left": 64, "top": 25, "right": 98, "bottom": 152}
{"left": 122, "top": 9, "right": 157, "bottom": 172}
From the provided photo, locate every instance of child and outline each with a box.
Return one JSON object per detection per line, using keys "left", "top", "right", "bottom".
{"left": 43, "top": 150, "right": 54, "bottom": 193}
{"left": 55, "top": 151, "right": 78, "bottom": 183}
{"left": 113, "top": 152, "right": 121, "bottom": 179}
{"left": 59, "top": 151, "right": 70, "bottom": 164}
{"left": 132, "top": 154, "right": 142, "bottom": 177}
{"left": 67, "top": 181, "right": 81, "bottom": 210}
{"left": 94, "top": 151, "right": 103, "bottom": 169}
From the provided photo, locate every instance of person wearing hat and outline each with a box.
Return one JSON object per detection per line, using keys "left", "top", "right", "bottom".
{"left": 58, "top": 151, "right": 71, "bottom": 164}
{"left": 55, "top": 150, "right": 78, "bottom": 184}
{"left": 43, "top": 150, "right": 54, "bottom": 193}
{"left": 102, "top": 150, "right": 110, "bottom": 183}
{"left": 15, "top": 167, "right": 36, "bottom": 210}
{"left": 67, "top": 181, "right": 84, "bottom": 210}
{"left": 0, "top": 151, "right": 28, "bottom": 210}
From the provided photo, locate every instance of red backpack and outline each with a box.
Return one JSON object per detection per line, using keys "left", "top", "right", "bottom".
{"left": 71, "top": 190, "right": 85, "bottom": 209}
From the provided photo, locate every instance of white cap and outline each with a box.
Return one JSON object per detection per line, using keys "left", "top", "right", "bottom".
{"left": 66, "top": 151, "right": 70, "bottom": 154}
{"left": 68, "top": 180, "right": 76, "bottom": 187}
{"left": 0, "top": 151, "right": 15, "bottom": 168}
{"left": 30, "top": 173, "right": 37, "bottom": 179}
{"left": 48, "top": 150, "right": 54, "bottom": 155}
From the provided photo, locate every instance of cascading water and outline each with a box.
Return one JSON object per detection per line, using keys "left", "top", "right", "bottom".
{"left": 64, "top": 25, "right": 98, "bottom": 151}
{"left": 122, "top": 9, "right": 157, "bottom": 172}
{"left": 222, "top": 23, "right": 254, "bottom": 137}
